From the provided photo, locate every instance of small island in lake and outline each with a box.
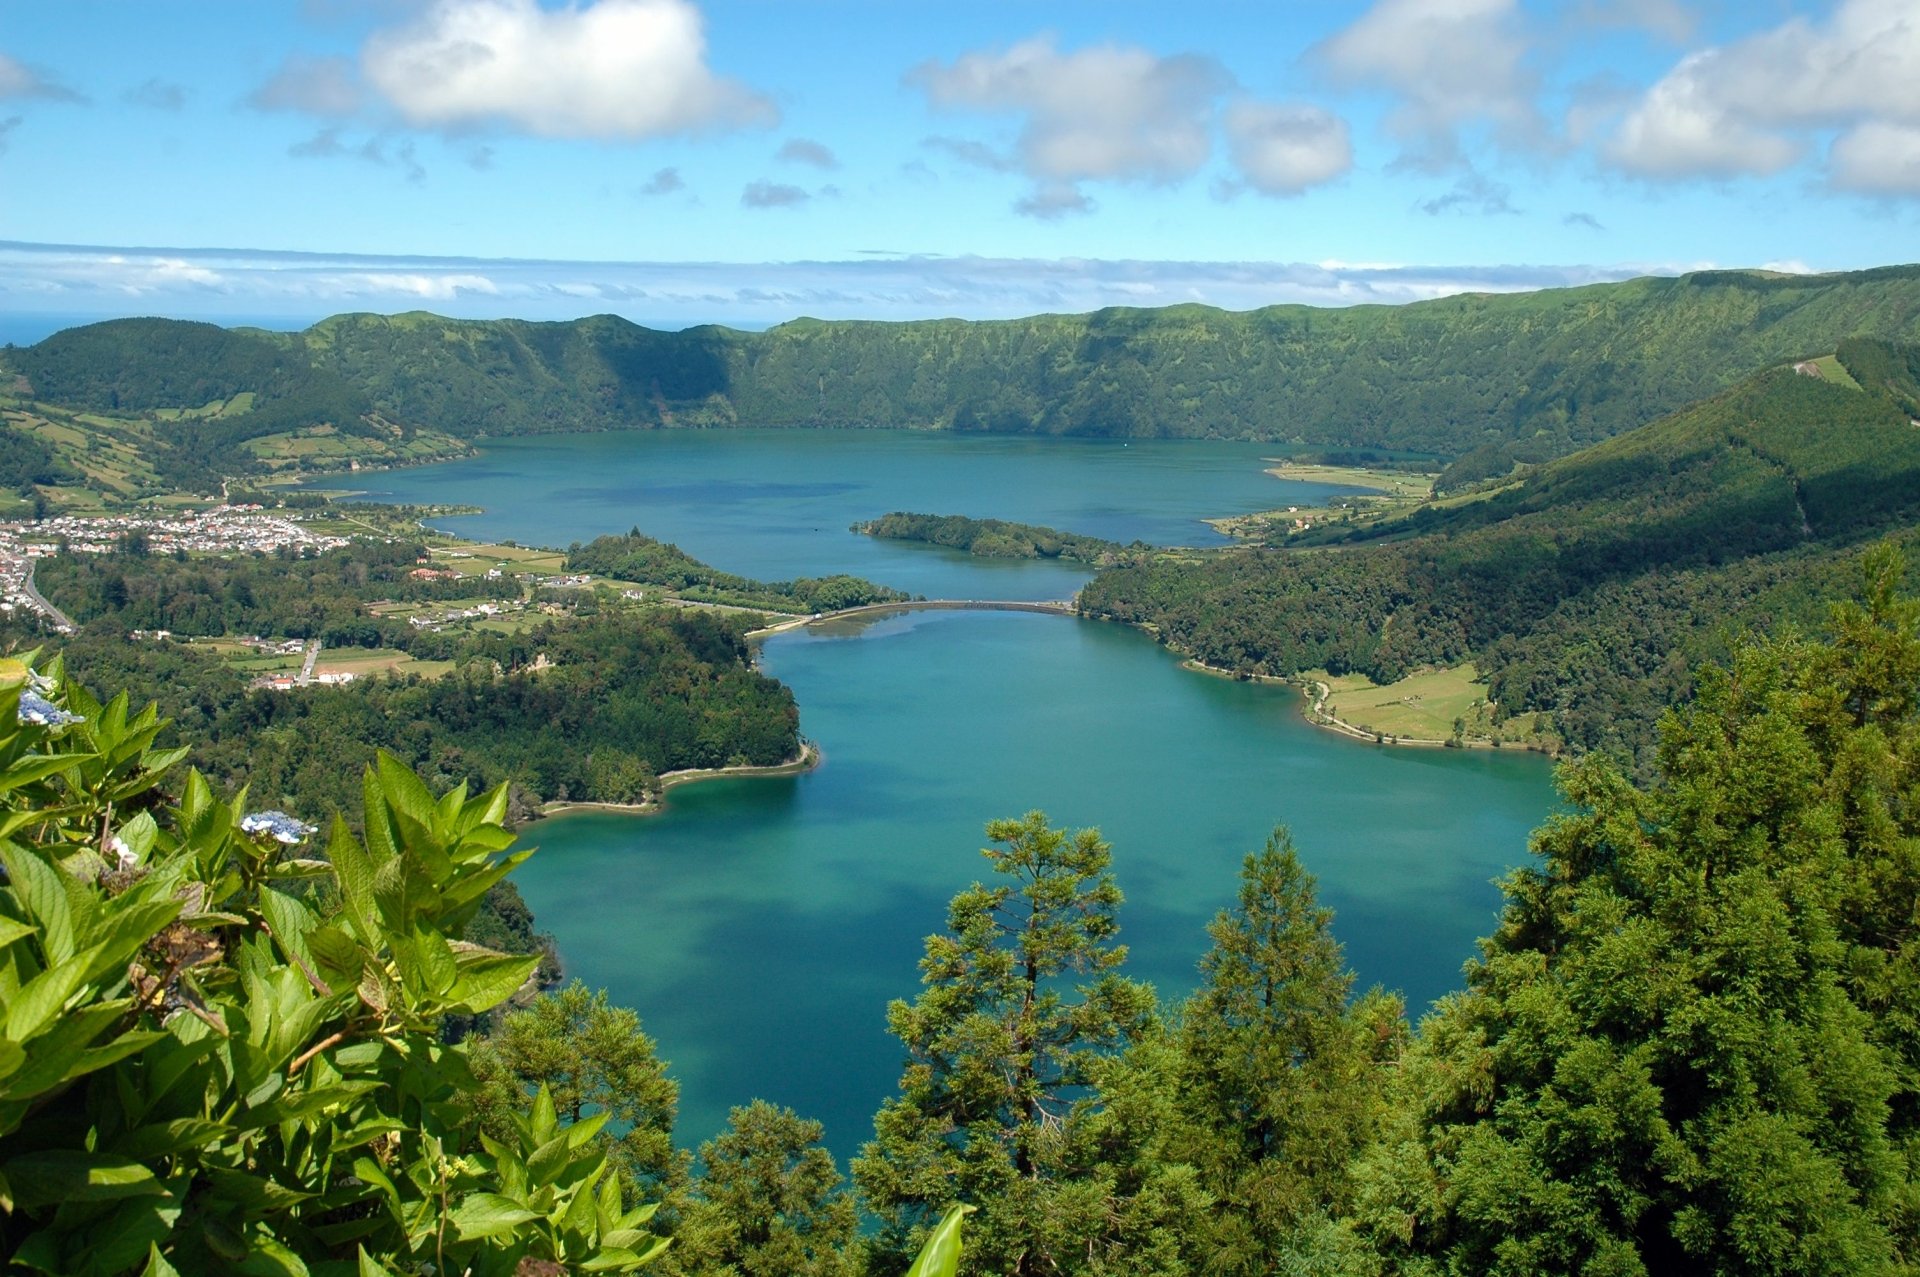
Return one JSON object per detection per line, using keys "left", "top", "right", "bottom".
{"left": 853, "top": 511, "right": 1141, "bottom": 565}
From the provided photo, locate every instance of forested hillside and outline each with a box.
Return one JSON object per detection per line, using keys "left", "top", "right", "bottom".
{"left": 19, "top": 539, "right": 804, "bottom": 818}
{"left": 1081, "top": 342, "right": 1920, "bottom": 763}
{"left": 6, "top": 266, "right": 1920, "bottom": 476}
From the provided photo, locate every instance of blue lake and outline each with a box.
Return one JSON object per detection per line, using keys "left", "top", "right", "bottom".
{"left": 352, "top": 430, "right": 1559, "bottom": 1158}
{"left": 350, "top": 429, "right": 1367, "bottom": 601}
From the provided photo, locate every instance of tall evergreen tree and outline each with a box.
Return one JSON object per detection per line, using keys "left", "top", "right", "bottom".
{"left": 1173, "top": 830, "right": 1403, "bottom": 1274}
{"left": 852, "top": 812, "right": 1194, "bottom": 1276}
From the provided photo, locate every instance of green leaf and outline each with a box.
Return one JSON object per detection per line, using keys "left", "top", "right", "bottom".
{"left": 3, "top": 1150, "right": 166, "bottom": 1209}
{"left": 449, "top": 951, "right": 540, "bottom": 1015}
{"left": 905, "top": 1203, "right": 975, "bottom": 1277}
{"left": 350, "top": 1156, "right": 401, "bottom": 1218}
{"left": 0, "top": 917, "right": 37, "bottom": 950}
{"left": 525, "top": 1131, "right": 575, "bottom": 1186}
{"left": 258, "top": 887, "right": 318, "bottom": 970}
{"left": 356, "top": 1247, "right": 398, "bottom": 1277}
{"left": 240, "top": 1081, "right": 379, "bottom": 1129}
{"left": 579, "top": 1247, "right": 651, "bottom": 1272}
{"left": 409, "top": 926, "right": 456, "bottom": 998}
{"left": 376, "top": 752, "right": 439, "bottom": 831}
{"left": 203, "top": 1167, "right": 317, "bottom": 1212}
{"left": 451, "top": 1191, "right": 542, "bottom": 1240}
{"left": 64, "top": 1027, "right": 168, "bottom": 1085}
{"left": 114, "top": 1118, "right": 229, "bottom": 1161}
{"left": 530, "top": 1084, "right": 558, "bottom": 1146}
{"left": 142, "top": 1243, "right": 181, "bottom": 1277}
{"left": 0, "top": 753, "right": 98, "bottom": 794}
{"left": 0, "top": 843, "right": 73, "bottom": 963}
{"left": 4, "top": 950, "right": 93, "bottom": 1043}
{"left": 326, "top": 818, "right": 379, "bottom": 944}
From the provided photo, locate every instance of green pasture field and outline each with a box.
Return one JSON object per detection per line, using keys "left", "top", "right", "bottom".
{"left": 1308, "top": 663, "right": 1549, "bottom": 747}
{"left": 1806, "top": 355, "right": 1864, "bottom": 391}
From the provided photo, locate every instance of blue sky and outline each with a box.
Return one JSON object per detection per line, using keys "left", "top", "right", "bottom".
{"left": 0, "top": 0, "right": 1916, "bottom": 329}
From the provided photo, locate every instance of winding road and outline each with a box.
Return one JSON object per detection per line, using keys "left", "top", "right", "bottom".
{"left": 20, "top": 562, "right": 76, "bottom": 633}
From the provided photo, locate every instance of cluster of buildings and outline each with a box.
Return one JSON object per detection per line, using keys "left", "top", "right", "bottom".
{"left": 9, "top": 505, "right": 349, "bottom": 559}
{"left": 0, "top": 504, "right": 351, "bottom": 630}
{"left": 407, "top": 600, "right": 522, "bottom": 631}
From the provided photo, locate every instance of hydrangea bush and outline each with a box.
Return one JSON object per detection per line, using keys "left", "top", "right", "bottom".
{"left": 0, "top": 657, "right": 665, "bottom": 1276}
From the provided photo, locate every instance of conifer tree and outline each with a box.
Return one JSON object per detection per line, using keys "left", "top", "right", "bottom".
{"left": 852, "top": 812, "right": 1184, "bottom": 1276}
{"left": 673, "top": 1100, "right": 855, "bottom": 1277}
{"left": 1172, "top": 830, "right": 1402, "bottom": 1273}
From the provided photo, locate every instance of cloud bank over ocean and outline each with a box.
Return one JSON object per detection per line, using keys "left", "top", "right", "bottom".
{"left": 0, "top": 240, "right": 1670, "bottom": 330}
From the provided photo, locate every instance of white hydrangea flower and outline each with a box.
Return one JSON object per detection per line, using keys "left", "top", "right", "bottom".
{"left": 239, "top": 810, "right": 317, "bottom": 845}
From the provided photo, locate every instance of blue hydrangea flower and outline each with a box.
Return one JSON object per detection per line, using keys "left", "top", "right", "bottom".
{"left": 240, "top": 811, "right": 316, "bottom": 844}
{"left": 18, "top": 690, "right": 83, "bottom": 728}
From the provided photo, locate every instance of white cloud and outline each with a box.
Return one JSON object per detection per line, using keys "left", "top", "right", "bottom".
{"left": 922, "top": 135, "right": 1015, "bottom": 173}
{"left": 0, "top": 51, "right": 82, "bottom": 103}
{"left": 909, "top": 35, "right": 1230, "bottom": 214}
{"left": 0, "top": 240, "right": 1657, "bottom": 328}
{"left": 741, "top": 180, "right": 809, "bottom": 209}
{"left": 1316, "top": 0, "right": 1541, "bottom": 169}
{"left": 249, "top": 55, "right": 365, "bottom": 116}
{"left": 1607, "top": 54, "right": 1803, "bottom": 178}
{"left": 1419, "top": 170, "right": 1518, "bottom": 215}
{"left": 1222, "top": 101, "right": 1352, "bottom": 197}
{"left": 776, "top": 138, "right": 838, "bottom": 169}
{"left": 1608, "top": 0, "right": 1920, "bottom": 194}
{"left": 638, "top": 167, "right": 684, "bottom": 196}
{"left": 1569, "top": 0, "right": 1695, "bottom": 44}
{"left": 1013, "top": 182, "right": 1093, "bottom": 220}
{"left": 125, "top": 78, "right": 188, "bottom": 111}
{"left": 1830, "top": 121, "right": 1920, "bottom": 197}
{"left": 361, "top": 0, "right": 775, "bottom": 139}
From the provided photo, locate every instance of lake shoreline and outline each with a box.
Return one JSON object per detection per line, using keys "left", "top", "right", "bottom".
{"left": 538, "top": 740, "right": 822, "bottom": 820}
{"left": 1179, "top": 657, "right": 1554, "bottom": 756}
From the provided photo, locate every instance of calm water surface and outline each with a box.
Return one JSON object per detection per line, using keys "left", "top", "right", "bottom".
{"left": 516, "top": 610, "right": 1557, "bottom": 1158}
{"left": 358, "top": 431, "right": 1559, "bottom": 1158}
{"left": 354, "top": 430, "right": 1369, "bottom": 600}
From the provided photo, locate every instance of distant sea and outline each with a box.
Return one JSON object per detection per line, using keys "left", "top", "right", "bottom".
{"left": 0, "top": 312, "right": 321, "bottom": 347}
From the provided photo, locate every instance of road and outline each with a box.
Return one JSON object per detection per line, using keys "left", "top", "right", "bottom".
{"left": 298, "top": 640, "right": 321, "bottom": 684}
{"left": 20, "top": 561, "right": 76, "bottom": 632}
{"left": 746, "top": 598, "right": 1077, "bottom": 639}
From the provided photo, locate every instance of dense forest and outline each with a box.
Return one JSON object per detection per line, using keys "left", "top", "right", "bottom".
{"left": 854, "top": 511, "right": 1136, "bottom": 564}
{"left": 1082, "top": 345, "right": 1920, "bottom": 765}
{"left": 8, "top": 267, "right": 1920, "bottom": 490}
{"left": 41, "top": 612, "right": 798, "bottom": 817}
{"left": 34, "top": 539, "right": 520, "bottom": 650}
{"left": 5, "top": 544, "right": 1918, "bottom": 1274}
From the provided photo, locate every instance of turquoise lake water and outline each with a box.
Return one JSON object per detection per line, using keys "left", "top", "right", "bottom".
{"left": 352, "top": 429, "right": 1371, "bottom": 601}
{"left": 350, "top": 430, "right": 1561, "bottom": 1157}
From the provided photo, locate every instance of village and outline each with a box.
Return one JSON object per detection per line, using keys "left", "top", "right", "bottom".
{"left": 0, "top": 504, "right": 352, "bottom": 632}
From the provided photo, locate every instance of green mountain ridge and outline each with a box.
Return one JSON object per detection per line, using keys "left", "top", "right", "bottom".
{"left": 1079, "top": 338, "right": 1920, "bottom": 762}
{"left": 5, "top": 265, "right": 1920, "bottom": 481}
